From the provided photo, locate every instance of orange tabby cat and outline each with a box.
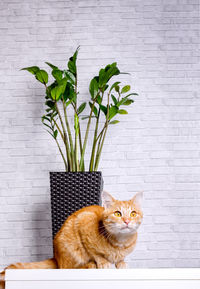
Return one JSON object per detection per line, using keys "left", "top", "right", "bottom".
{"left": 0, "top": 191, "right": 143, "bottom": 288}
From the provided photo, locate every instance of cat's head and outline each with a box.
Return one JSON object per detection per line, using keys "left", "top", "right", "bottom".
{"left": 102, "top": 191, "right": 143, "bottom": 236}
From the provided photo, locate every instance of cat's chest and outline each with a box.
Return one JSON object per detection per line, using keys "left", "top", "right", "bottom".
{"left": 104, "top": 244, "right": 134, "bottom": 263}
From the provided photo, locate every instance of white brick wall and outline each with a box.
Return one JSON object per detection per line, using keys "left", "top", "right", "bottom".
{"left": 0, "top": 0, "right": 200, "bottom": 268}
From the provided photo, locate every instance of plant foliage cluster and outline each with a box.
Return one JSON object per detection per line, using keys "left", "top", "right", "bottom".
{"left": 22, "top": 47, "right": 138, "bottom": 172}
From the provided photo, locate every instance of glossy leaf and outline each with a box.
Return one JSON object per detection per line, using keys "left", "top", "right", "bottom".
{"left": 45, "top": 100, "right": 55, "bottom": 109}
{"left": 121, "top": 85, "right": 130, "bottom": 94}
{"left": 65, "top": 100, "right": 72, "bottom": 107}
{"left": 118, "top": 95, "right": 130, "bottom": 106}
{"left": 21, "top": 66, "right": 40, "bottom": 75}
{"left": 43, "top": 122, "right": 52, "bottom": 130}
{"left": 109, "top": 120, "right": 120, "bottom": 124}
{"left": 63, "top": 83, "right": 76, "bottom": 102}
{"left": 64, "top": 70, "right": 75, "bottom": 84}
{"left": 109, "top": 81, "right": 121, "bottom": 92}
{"left": 67, "top": 46, "right": 79, "bottom": 76}
{"left": 68, "top": 61, "right": 76, "bottom": 75}
{"left": 35, "top": 70, "right": 48, "bottom": 84}
{"left": 77, "top": 102, "right": 86, "bottom": 115}
{"left": 52, "top": 69, "right": 63, "bottom": 82}
{"left": 122, "top": 99, "right": 134, "bottom": 105}
{"left": 42, "top": 116, "right": 50, "bottom": 122}
{"left": 54, "top": 130, "right": 58, "bottom": 139}
{"left": 45, "top": 62, "right": 58, "bottom": 70}
{"left": 89, "top": 78, "right": 99, "bottom": 99}
{"left": 89, "top": 102, "right": 98, "bottom": 117}
{"left": 99, "top": 104, "right": 107, "bottom": 116}
{"left": 111, "top": 94, "right": 118, "bottom": 106}
{"left": 99, "top": 68, "right": 106, "bottom": 88}
{"left": 118, "top": 109, "right": 128, "bottom": 114}
{"left": 115, "top": 85, "right": 120, "bottom": 93}
{"left": 109, "top": 106, "right": 118, "bottom": 120}
{"left": 51, "top": 84, "right": 65, "bottom": 101}
{"left": 96, "top": 94, "right": 102, "bottom": 105}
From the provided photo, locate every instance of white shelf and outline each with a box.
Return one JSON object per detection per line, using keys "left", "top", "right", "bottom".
{"left": 5, "top": 268, "right": 200, "bottom": 280}
{"left": 5, "top": 269, "right": 200, "bottom": 289}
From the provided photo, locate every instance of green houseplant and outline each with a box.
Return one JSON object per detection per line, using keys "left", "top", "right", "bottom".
{"left": 22, "top": 47, "right": 138, "bottom": 237}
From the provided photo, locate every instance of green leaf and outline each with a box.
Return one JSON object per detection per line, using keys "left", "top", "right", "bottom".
{"left": 52, "top": 69, "right": 63, "bottom": 82}
{"left": 47, "top": 130, "right": 55, "bottom": 138}
{"left": 109, "top": 106, "right": 118, "bottom": 120}
{"left": 99, "top": 104, "right": 107, "bottom": 116}
{"left": 99, "top": 68, "right": 106, "bottom": 87}
{"left": 35, "top": 70, "right": 48, "bottom": 84}
{"left": 42, "top": 116, "right": 50, "bottom": 123}
{"left": 118, "top": 95, "right": 130, "bottom": 106}
{"left": 109, "top": 81, "right": 121, "bottom": 92}
{"left": 51, "top": 84, "right": 65, "bottom": 101}
{"left": 109, "top": 120, "right": 120, "bottom": 124}
{"left": 63, "top": 82, "right": 76, "bottom": 102}
{"left": 45, "top": 62, "right": 58, "bottom": 70}
{"left": 93, "top": 105, "right": 98, "bottom": 117}
{"left": 68, "top": 61, "right": 76, "bottom": 75}
{"left": 126, "top": 93, "right": 138, "bottom": 96}
{"left": 43, "top": 122, "right": 52, "bottom": 130}
{"left": 65, "top": 100, "right": 72, "bottom": 107}
{"left": 53, "top": 130, "right": 58, "bottom": 139}
{"left": 45, "top": 100, "right": 55, "bottom": 109}
{"left": 67, "top": 46, "right": 80, "bottom": 76}
{"left": 64, "top": 70, "right": 76, "bottom": 84}
{"left": 89, "top": 78, "right": 99, "bottom": 99}
{"left": 115, "top": 85, "right": 120, "bottom": 93}
{"left": 122, "top": 99, "right": 134, "bottom": 105}
{"left": 118, "top": 109, "right": 128, "bottom": 114}
{"left": 89, "top": 102, "right": 98, "bottom": 117}
{"left": 21, "top": 66, "right": 40, "bottom": 75}
{"left": 96, "top": 94, "right": 102, "bottom": 105}
{"left": 98, "top": 63, "right": 120, "bottom": 88}
{"left": 121, "top": 85, "right": 131, "bottom": 94}
{"left": 111, "top": 94, "right": 118, "bottom": 106}
{"left": 77, "top": 102, "right": 86, "bottom": 115}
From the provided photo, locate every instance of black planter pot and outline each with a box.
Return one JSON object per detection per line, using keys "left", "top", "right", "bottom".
{"left": 50, "top": 171, "right": 103, "bottom": 238}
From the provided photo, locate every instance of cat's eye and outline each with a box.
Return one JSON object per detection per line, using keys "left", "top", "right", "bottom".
{"left": 130, "top": 211, "right": 137, "bottom": 218}
{"left": 114, "top": 211, "right": 122, "bottom": 217}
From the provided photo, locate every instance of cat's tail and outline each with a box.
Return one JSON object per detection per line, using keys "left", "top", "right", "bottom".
{"left": 0, "top": 258, "right": 57, "bottom": 289}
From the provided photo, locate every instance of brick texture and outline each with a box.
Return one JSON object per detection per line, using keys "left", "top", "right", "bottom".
{"left": 0, "top": 0, "right": 200, "bottom": 268}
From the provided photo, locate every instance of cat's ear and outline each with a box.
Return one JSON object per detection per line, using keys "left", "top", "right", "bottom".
{"left": 132, "top": 192, "right": 143, "bottom": 208}
{"left": 102, "top": 191, "right": 116, "bottom": 208}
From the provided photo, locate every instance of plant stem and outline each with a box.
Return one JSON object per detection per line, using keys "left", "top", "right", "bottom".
{"left": 75, "top": 126, "right": 80, "bottom": 172}
{"left": 55, "top": 138, "right": 68, "bottom": 171}
{"left": 79, "top": 95, "right": 99, "bottom": 171}
{"left": 94, "top": 125, "right": 108, "bottom": 171}
{"left": 55, "top": 102, "right": 72, "bottom": 171}
{"left": 94, "top": 91, "right": 110, "bottom": 171}
{"left": 62, "top": 99, "right": 75, "bottom": 171}
{"left": 52, "top": 118, "right": 64, "bottom": 141}
{"left": 89, "top": 108, "right": 100, "bottom": 171}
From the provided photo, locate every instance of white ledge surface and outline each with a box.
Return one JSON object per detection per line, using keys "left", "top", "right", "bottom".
{"left": 5, "top": 269, "right": 200, "bottom": 281}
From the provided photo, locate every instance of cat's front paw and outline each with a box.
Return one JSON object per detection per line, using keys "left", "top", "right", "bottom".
{"left": 97, "top": 260, "right": 112, "bottom": 269}
{"left": 115, "top": 261, "right": 128, "bottom": 269}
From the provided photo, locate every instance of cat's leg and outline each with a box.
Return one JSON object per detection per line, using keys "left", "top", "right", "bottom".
{"left": 78, "top": 261, "right": 97, "bottom": 269}
{"left": 115, "top": 260, "right": 128, "bottom": 269}
{"left": 94, "top": 256, "right": 112, "bottom": 269}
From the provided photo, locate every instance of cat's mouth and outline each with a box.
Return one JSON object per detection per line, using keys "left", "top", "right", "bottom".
{"left": 121, "top": 225, "right": 131, "bottom": 231}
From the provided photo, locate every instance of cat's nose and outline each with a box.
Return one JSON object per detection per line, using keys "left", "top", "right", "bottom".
{"left": 124, "top": 219, "right": 130, "bottom": 225}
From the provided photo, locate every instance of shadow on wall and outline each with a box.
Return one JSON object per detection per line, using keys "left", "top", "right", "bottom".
{"left": 30, "top": 202, "right": 53, "bottom": 260}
